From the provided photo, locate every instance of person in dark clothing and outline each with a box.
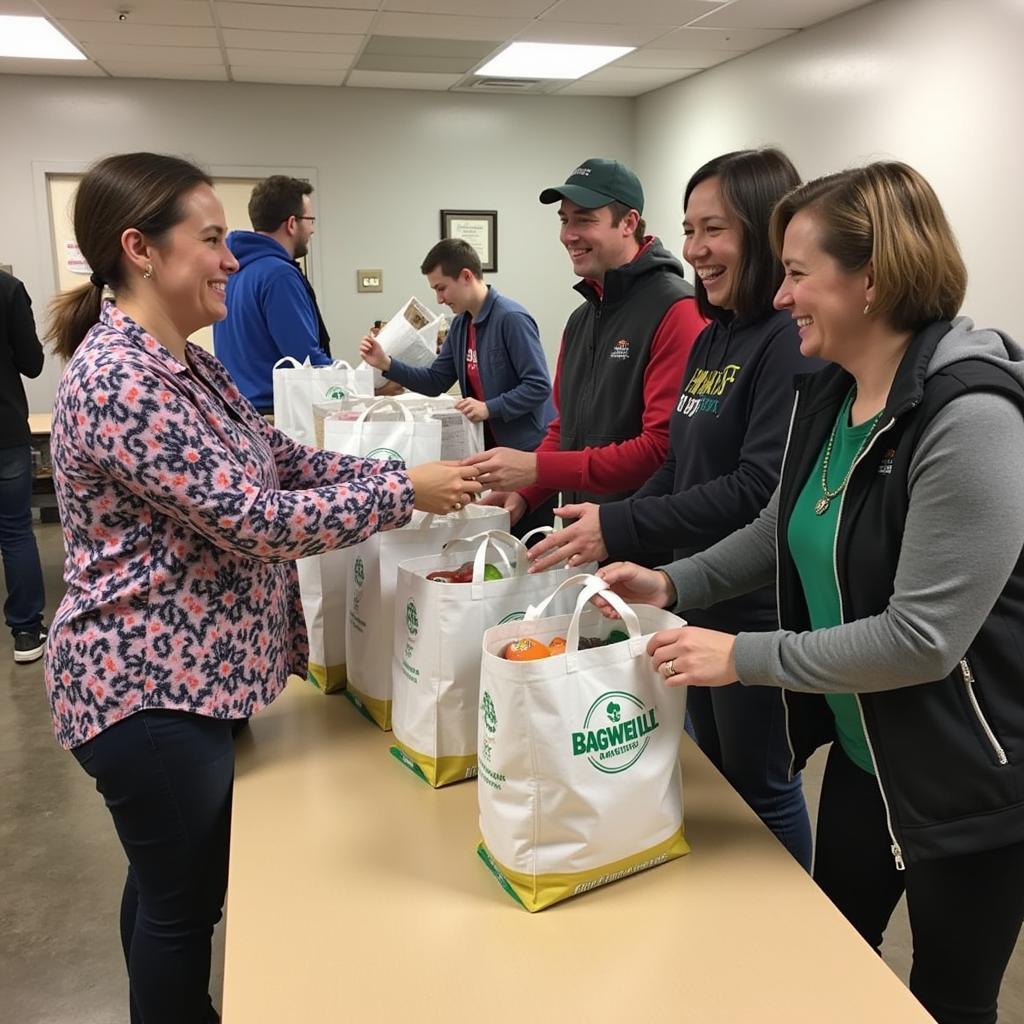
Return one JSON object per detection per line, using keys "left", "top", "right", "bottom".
{"left": 0, "top": 270, "right": 46, "bottom": 663}
{"left": 467, "top": 157, "right": 705, "bottom": 567}
{"left": 600, "top": 162, "right": 1024, "bottom": 1024}
{"left": 529, "top": 149, "right": 819, "bottom": 867}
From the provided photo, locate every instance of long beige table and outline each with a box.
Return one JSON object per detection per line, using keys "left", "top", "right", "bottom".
{"left": 224, "top": 679, "right": 933, "bottom": 1023}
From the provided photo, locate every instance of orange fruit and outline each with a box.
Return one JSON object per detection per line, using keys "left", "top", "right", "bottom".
{"left": 548, "top": 636, "right": 567, "bottom": 655}
{"left": 503, "top": 637, "right": 551, "bottom": 661}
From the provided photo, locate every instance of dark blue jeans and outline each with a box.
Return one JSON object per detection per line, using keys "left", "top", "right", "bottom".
{"left": 815, "top": 743, "right": 1024, "bottom": 1024}
{"left": 73, "top": 710, "right": 235, "bottom": 1024}
{"left": 686, "top": 683, "right": 813, "bottom": 869}
{"left": 0, "top": 445, "right": 45, "bottom": 635}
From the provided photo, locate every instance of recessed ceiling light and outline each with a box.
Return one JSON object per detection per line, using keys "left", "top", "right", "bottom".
{"left": 476, "top": 42, "right": 633, "bottom": 80}
{"left": 0, "top": 15, "right": 87, "bottom": 60}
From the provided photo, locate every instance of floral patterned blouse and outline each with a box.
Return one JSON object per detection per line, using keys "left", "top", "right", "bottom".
{"left": 44, "top": 303, "right": 414, "bottom": 749}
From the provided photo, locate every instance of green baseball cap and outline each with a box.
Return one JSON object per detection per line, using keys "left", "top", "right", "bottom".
{"left": 539, "top": 157, "right": 644, "bottom": 213}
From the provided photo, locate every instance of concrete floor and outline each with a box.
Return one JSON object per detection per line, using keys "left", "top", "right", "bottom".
{"left": 3, "top": 519, "right": 1022, "bottom": 1022}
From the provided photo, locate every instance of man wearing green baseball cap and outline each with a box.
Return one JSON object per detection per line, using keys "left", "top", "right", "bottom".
{"left": 466, "top": 157, "right": 705, "bottom": 567}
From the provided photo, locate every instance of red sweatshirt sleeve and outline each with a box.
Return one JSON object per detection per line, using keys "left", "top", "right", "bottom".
{"left": 521, "top": 297, "right": 704, "bottom": 509}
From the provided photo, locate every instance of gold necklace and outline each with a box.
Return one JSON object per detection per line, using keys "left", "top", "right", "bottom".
{"left": 815, "top": 394, "right": 885, "bottom": 516}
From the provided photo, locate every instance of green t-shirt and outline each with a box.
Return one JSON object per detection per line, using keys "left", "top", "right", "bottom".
{"left": 787, "top": 390, "right": 877, "bottom": 775}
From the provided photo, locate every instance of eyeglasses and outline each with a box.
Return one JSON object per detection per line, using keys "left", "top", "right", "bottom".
{"left": 297, "top": 215, "right": 316, "bottom": 223}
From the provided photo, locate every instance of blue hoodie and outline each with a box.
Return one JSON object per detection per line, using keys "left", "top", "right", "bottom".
{"left": 213, "top": 231, "right": 330, "bottom": 410}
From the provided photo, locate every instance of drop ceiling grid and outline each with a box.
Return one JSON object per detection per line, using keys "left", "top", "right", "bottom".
{"left": 0, "top": 0, "right": 877, "bottom": 96}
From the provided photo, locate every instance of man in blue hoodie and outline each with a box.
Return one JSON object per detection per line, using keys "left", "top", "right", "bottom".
{"left": 214, "top": 176, "right": 331, "bottom": 411}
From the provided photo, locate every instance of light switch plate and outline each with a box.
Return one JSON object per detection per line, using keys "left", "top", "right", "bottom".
{"left": 357, "top": 269, "right": 383, "bottom": 293}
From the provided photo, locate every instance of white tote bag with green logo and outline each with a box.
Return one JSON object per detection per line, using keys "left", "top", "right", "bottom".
{"left": 344, "top": 506, "right": 509, "bottom": 729}
{"left": 476, "top": 573, "right": 689, "bottom": 911}
{"left": 390, "top": 529, "right": 592, "bottom": 787}
{"left": 272, "top": 358, "right": 372, "bottom": 694}
{"left": 272, "top": 357, "right": 375, "bottom": 445}
{"left": 323, "top": 397, "right": 443, "bottom": 467}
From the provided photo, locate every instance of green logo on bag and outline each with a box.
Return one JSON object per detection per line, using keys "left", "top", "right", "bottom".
{"left": 325, "top": 386, "right": 349, "bottom": 400}
{"left": 571, "top": 691, "right": 658, "bottom": 774}
{"left": 482, "top": 691, "right": 497, "bottom": 735}
{"left": 497, "top": 611, "right": 525, "bottom": 624}
{"left": 366, "top": 447, "right": 402, "bottom": 461}
{"left": 353, "top": 558, "right": 364, "bottom": 587}
{"left": 406, "top": 600, "right": 419, "bottom": 637}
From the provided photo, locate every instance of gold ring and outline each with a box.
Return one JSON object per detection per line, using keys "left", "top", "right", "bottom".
{"left": 662, "top": 659, "right": 675, "bottom": 678}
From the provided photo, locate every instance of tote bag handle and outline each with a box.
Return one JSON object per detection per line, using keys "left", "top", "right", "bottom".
{"left": 272, "top": 355, "right": 306, "bottom": 370}
{"left": 525, "top": 573, "right": 643, "bottom": 669}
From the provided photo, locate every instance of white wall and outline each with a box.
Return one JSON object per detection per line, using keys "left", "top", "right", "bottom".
{"left": 0, "top": 75, "right": 633, "bottom": 411}
{"left": 635, "top": 0, "right": 1024, "bottom": 338}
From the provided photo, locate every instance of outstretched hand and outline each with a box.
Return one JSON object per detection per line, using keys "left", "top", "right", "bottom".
{"left": 527, "top": 503, "right": 607, "bottom": 573}
{"left": 407, "top": 461, "right": 482, "bottom": 515}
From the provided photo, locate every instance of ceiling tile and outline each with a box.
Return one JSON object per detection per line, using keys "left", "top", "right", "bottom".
{"left": 228, "top": 0, "right": 378, "bottom": 7}
{"left": 655, "top": 25, "right": 794, "bottom": 51}
{"left": 543, "top": 0, "right": 723, "bottom": 27}
{"left": 214, "top": 4, "right": 375, "bottom": 34}
{"left": 694, "top": 0, "right": 874, "bottom": 30}
{"left": 41, "top": 0, "right": 214, "bottom": 27}
{"left": 557, "top": 75, "right": 688, "bottom": 97}
{"left": 381, "top": 0, "right": 550, "bottom": 14}
{"left": 221, "top": 29, "right": 363, "bottom": 53}
{"left": 372, "top": 12, "right": 532, "bottom": 41}
{"left": 82, "top": 43, "right": 224, "bottom": 65}
{"left": 578, "top": 65, "right": 695, "bottom": 86}
{"left": 232, "top": 66, "right": 347, "bottom": 85}
{"left": 0, "top": 0, "right": 44, "bottom": 13}
{"left": 355, "top": 54, "right": 479, "bottom": 74}
{"left": 0, "top": 56, "right": 106, "bottom": 76}
{"left": 227, "top": 49, "right": 354, "bottom": 69}
{"left": 346, "top": 69, "right": 462, "bottom": 90}
{"left": 362, "top": 36, "right": 497, "bottom": 59}
{"left": 515, "top": 22, "right": 673, "bottom": 46}
{"left": 58, "top": 20, "right": 219, "bottom": 47}
{"left": 99, "top": 61, "right": 228, "bottom": 80}
{"left": 616, "top": 47, "right": 741, "bottom": 69}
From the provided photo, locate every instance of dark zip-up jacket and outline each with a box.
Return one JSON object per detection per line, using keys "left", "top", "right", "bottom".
{"left": 777, "top": 321, "right": 1024, "bottom": 864}
{"left": 382, "top": 287, "right": 554, "bottom": 451}
{"left": 1, "top": 271, "right": 44, "bottom": 449}
{"left": 600, "top": 309, "right": 819, "bottom": 631}
{"left": 665, "top": 318, "right": 1024, "bottom": 865}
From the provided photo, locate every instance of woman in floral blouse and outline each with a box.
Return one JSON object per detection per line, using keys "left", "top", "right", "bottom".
{"left": 43, "top": 151, "right": 480, "bottom": 1024}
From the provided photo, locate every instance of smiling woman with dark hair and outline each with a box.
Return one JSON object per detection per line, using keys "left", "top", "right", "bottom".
{"left": 43, "top": 151, "right": 480, "bottom": 1024}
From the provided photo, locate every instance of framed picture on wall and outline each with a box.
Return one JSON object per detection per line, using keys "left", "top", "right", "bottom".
{"left": 440, "top": 209, "right": 498, "bottom": 272}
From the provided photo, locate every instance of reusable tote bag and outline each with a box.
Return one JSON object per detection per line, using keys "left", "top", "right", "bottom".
{"left": 395, "top": 393, "right": 485, "bottom": 462}
{"left": 344, "top": 505, "right": 510, "bottom": 729}
{"left": 323, "top": 397, "right": 442, "bottom": 467}
{"left": 297, "top": 548, "right": 350, "bottom": 693}
{"left": 272, "top": 357, "right": 375, "bottom": 445}
{"left": 390, "top": 529, "right": 593, "bottom": 787}
{"left": 477, "top": 574, "right": 689, "bottom": 911}
{"left": 272, "top": 359, "right": 372, "bottom": 694}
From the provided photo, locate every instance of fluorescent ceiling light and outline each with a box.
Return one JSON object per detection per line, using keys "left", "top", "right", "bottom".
{"left": 476, "top": 42, "right": 633, "bottom": 80}
{"left": 0, "top": 16, "right": 86, "bottom": 60}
